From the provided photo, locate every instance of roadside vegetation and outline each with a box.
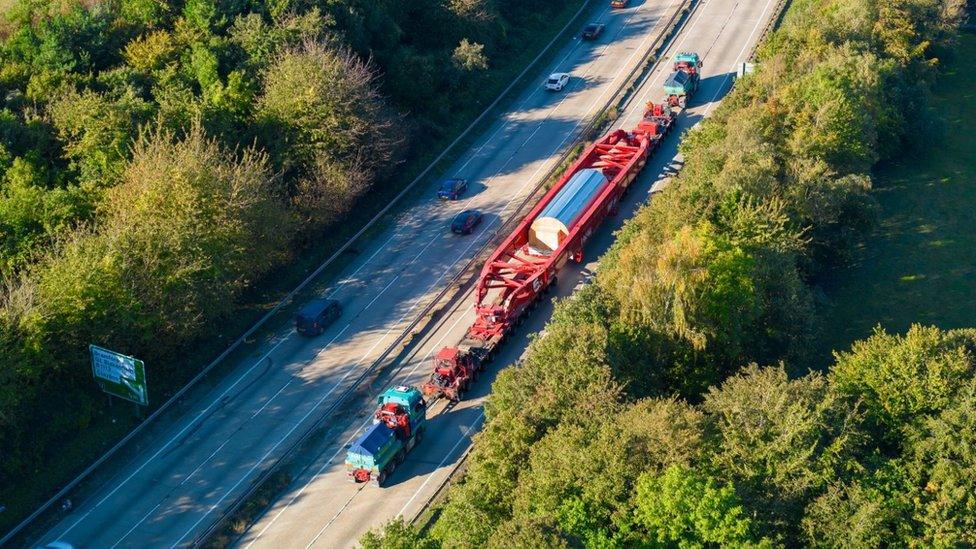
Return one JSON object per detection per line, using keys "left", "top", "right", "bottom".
{"left": 362, "top": 0, "right": 975, "bottom": 546}
{"left": 817, "top": 31, "right": 976, "bottom": 361}
{"left": 0, "top": 0, "right": 586, "bottom": 530}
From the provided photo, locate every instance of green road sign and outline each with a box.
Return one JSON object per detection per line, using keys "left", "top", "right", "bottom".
{"left": 90, "top": 345, "right": 148, "bottom": 406}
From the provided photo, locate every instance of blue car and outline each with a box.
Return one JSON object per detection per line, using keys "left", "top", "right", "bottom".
{"left": 437, "top": 178, "right": 468, "bottom": 200}
{"left": 451, "top": 210, "right": 482, "bottom": 234}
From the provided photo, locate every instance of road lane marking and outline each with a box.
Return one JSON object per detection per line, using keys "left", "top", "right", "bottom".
{"left": 104, "top": 325, "right": 353, "bottom": 547}
{"left": 52, "top": 1, "right": 687, "bottom": 545}
{"left": 395, "top": 413, "right": 486, "bottom": 520}
{"left": 301, "top": 0, "right": 781, "bottom": 544}
{"left": 703, "top": 0, "right": 776, "bottom": 116}
{"left": 167, "top": 317, "right": 410, "bottom": 547}
{"left": 243, "top": 301, "right": 475, "bottom": 547}
{"left": 244, "top": 0, "right": 691, "bottom": 543}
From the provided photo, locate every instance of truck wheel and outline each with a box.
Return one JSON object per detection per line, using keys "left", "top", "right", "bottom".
{"left": 396, "top": 449, "right": 406, "bottom": 464}
{"left": 679, "top": 96, "right": 687, "bottom": 108}
{"left": 374, "top": 472, "right": 386, "bottom": 487}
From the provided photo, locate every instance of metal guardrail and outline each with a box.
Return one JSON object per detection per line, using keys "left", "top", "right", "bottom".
{"left": 193, "top": 1, "right": 699, "bottom": 545}
{"left": 406, "top": 0, "right": 796, "bottom": 530}
{"left": 0, "top": 3, "right": 602, "bottom": 547}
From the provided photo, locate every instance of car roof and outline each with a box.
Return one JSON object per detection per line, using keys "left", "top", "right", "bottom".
{"left": 297, "top": 297, "right": 338, "bottom": 317}
{"left": 454, "top": 209, "right": 480, "bottom": 220}
{"left": 549, "top": 72, "right": 568, "bottom": 78}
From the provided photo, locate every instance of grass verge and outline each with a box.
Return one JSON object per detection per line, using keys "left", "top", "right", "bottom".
{"left": 816, "top": 32, "right": 976, "bottom": 363}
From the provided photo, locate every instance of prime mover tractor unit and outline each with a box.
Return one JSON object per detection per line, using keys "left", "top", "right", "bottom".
{"left": 663, "top": 52, "right": 702, "bottom": 108}
{"left": 345, "top": 385, "right": 427, "bottom": 486}
{"left": 422, "top": 127, "right": 652, "bottom": 401}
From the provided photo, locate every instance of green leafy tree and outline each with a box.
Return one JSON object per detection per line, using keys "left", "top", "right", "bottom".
{"left": 634, "top": 465, "right": 769, "bottom": 548}
{"left": 703, "top": 365, "right": 864, "bottom": 536}
{"left": 902, "top": 380, "right": 976, "bottom": 545}
{"left": 47, "top": 86, "right": 153, "bottom": 189}
{"left": 360, "top": 517, "right": 437, "bottom": 549}
{"left": 831, "top": 325, "right": 976, "bottom": 437}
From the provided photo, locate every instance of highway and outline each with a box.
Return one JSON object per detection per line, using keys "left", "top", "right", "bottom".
{"left": 36, "top": 0, "right": 691, "bottom": 547}
{"left": 237, "top": 0, "right": 783, "bottom": 547}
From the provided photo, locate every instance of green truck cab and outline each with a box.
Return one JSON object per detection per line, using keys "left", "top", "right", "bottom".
{"left": 345, "top": 386, "right": 427, "bottom": 486}
{"left": 663, "top": 52, "right": 702, "bottom": 108}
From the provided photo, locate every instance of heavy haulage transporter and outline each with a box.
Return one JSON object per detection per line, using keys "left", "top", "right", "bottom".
{"left": 346, "top": 54, "right": 697, "bottom": 486}
{"left": 422, "top": 68, "right": 688, "bottom": 402}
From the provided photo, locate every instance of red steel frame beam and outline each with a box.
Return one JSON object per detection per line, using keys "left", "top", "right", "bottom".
{"left": 469, "top": 129, "right": 650, "bottom": 340}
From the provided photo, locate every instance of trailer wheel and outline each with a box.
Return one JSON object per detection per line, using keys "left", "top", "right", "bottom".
{"left": 396, "top": 449, "right": 406, "bottom": 464}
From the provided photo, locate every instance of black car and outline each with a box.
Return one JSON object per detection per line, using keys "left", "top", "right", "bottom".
{"left": 451, "top": 210, "right": 483, "bottom": 234}
{"left": 582, "top": 23, "right": 605, "bottom": 40}
{"left": 295, "top": 298, "right": 342, "bottom": 336}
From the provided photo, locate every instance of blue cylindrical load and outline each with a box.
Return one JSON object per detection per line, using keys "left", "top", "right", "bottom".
{"left": 529, "top": 168, "right": 608, "bottom": 253}
{"left": 346, "top": 422, "right": 399, "bottom": 471}
{"left": 664, "top": 70, "right": 691, "bottom": 95}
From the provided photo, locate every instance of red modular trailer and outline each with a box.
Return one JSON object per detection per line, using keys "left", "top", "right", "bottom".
{"left": 423, "top": 128, "right": 651, "bottom": 402}
{"left": 635, "top": 102, "right": 676, "bottom": 147}
{"left": 472, "top": 128, "right": 650, "bottom": 340}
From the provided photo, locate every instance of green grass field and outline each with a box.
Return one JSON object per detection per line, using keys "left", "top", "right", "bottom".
{"left": 817, "top": 33, "right": 976, "bottom": 364}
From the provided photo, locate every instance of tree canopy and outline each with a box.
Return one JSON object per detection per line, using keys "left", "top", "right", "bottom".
{"left": 362, "top": 0, "right": 971, "bottom": 546}
{"left": 0, "top": 0, "right": 584, "bottom": 521}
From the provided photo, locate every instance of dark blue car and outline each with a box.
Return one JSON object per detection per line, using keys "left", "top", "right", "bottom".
{"left": 295, "top": 298, "right": 342, "bottom": 336}
{"left": 437, "top": 178, "right": 468, "bottom": 200}
{"left": 451, "top": 210, "right": 482, "bottom": 234}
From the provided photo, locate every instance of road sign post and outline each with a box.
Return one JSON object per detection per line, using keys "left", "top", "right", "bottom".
{"left": 90, "top": 345, "right": 148, "bottom": 407}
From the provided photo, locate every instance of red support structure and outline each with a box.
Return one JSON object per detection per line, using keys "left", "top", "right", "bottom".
{"left": 468, "top": 129, "right": 650, "bottom": 341}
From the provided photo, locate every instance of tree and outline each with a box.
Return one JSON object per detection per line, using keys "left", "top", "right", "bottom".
{"left": 830, "top": 325, "right": 976, "bottom": 438}
{"left": 702, "top": 365, "right": 864, "bottom": 536}
{"left": 486, "top": 517, "right": 571, "bottom": 549}
{"left": 47, "top": 86, "right": 153, "bottom": 189}
{"left": 801, "top": 470, "right": 912, "bottom": 547}
{"left": 255, "top": 40, "right": 395, "bottom": 230}
{"left": 360, "top": 517, "right": 437, "bottom": 549}
{"left": 633, "top": 465, "right": 769, "bottom": 548}
{"left": 452, "top": 39, "right": 488, "bottom": 71}
{"left": 256, "top": 40, "right": 392, "bottom": 172}
{"left": 902, "top": 380, "right": 976, "bottom": 545}
{"left": 34, "top": 124, "right": 293, "bottom": 367}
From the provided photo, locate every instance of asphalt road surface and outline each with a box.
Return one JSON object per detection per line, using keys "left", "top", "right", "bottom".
{"left": 37, "top": 0, "right": 693, "bottom": 547}
{"left": 237, "top": 0, "right": 783, "bottom": 547}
